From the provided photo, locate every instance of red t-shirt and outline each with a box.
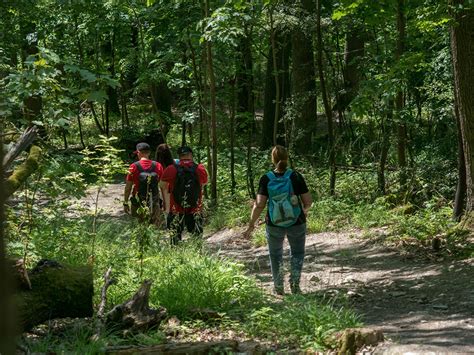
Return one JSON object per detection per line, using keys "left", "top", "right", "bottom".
{"left": 160, "top": 159, "right": 208, "bottom": 214}
{"left": 126, "top": 159, "right": 164, "bottom": 195}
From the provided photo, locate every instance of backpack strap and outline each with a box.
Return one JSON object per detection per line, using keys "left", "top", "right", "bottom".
{"left": 134, "top": 161, "right": 144, "bottom": 172}
{"left": 283, "top": 169, "right": 293, "bottom": 179}
{"left": 134, "top": 160, "right": 155, "bottom": 173}
{"left": 266, "top": 171, "right": 276, "bottom": 180}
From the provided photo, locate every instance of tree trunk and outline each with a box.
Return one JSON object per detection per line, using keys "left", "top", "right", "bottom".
{"left": 316, "top": 0, "right": 336, "bottom": 195}
{"left": 205, "top": 0, "right": 218, "bottom": 207}
{"left": 105, "top": 280, "right": 166, "bottom": 333}
{"left": 333, "top": 21, "right": 365, "bottom": 117}
{"left": 15, "top": 260, "right": 93, "bottom": 332}
{"left": 396, "top": 0, "right": 407, "bottom": 191}
{"left": 0, "top": 128, "right": 16, "bottom": 354}
{"left": 90, "top": 102, "right": 106, "bottom": 134}
{"left": 291, "top": 0, "right": 316, "bottom": 154}
{"left": 270, "top": 9, "right": 281, "bottom": 146}
{"left": 77, "top": 108, "right": 86, "bottom": 149}
{"left": 230, "top": 79, "right": 237, "bottom": 195}
{"left": 454, "top": 96, "right": 467, "bottom": 221}
{"left": 450, "top": 1, "right": 474, "bottom": 214}
{"left": 262, "top": 31, "right": 291, "bottom": 149}
{"left": 378, "top": 101, "right": 393, "bottom": 195}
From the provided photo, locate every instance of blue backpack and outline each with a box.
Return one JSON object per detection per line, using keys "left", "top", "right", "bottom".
{"left": 266, "top": 169, "right": 301, "bottom": 227}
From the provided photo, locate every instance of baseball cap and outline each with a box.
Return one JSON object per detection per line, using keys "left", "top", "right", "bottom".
{"left": 134, "top": 142, "right": 150, "bottom": 154}
{"left": 177, "top": 146, "right": 193, "bottom": 155}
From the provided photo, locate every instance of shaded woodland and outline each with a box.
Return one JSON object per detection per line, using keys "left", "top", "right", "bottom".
{"left": 1, "top": 0, "right": 474, "bottom": 353}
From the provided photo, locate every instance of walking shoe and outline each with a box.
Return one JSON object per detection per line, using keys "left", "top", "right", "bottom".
{"left": 274, "top": 286, "right": 284, "bottom": 295}
{"left": 290, "top": 284, "right": 301, "bottom": 294}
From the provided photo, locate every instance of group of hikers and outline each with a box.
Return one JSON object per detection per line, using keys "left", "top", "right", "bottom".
{"left": 123, "top": 143, "right": 312, "bottom": 295}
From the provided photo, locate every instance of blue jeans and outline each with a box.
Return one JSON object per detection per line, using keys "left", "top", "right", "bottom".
{"left": 266, "top": 223, "right": 306, "bottom": 290}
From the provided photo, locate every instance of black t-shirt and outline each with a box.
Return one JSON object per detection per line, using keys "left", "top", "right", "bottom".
{"left": 257, "top": 170, "right": 309, "bottom": 226}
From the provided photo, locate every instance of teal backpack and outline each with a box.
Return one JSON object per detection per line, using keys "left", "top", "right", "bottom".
{"left": 266, "top": 169, "right": 301, "bottom": 227}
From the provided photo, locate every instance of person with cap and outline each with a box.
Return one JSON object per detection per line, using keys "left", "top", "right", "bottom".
{"left": 124, "top": 142, "right": 164, "bottom": 225}
{"left": 160, "top": 146, "right": 208, "bottom": 245}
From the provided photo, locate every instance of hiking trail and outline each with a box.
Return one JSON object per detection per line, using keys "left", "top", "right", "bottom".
{"left": 81, "top": 183, "right": 474, "bottom": 354}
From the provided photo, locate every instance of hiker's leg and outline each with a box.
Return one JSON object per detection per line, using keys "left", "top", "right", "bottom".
{"left": 166, "top": 213, "right": 174, "bottom": 229}
{"left": 185, "top": 213, "right": 203, "bottom": 247}
{"left": 150, "top": 200, "right": 162, "bottom": 227}
{"left": 266, "top": 225, "right": 286, "bottom": 294}
{"left": 287, "top": 223, "right": 306, "bottom": 294}
{"left": 130, "top": 196, "right": 139, "bottom": 217}
{"left": 170, "top": 213, "right": 185, "bottom": 245}
{"left": 185, "top": 213, "right": 203, "bottom": 237}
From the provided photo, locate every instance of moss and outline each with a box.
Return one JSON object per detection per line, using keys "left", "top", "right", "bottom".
{"left": 5, "top": 145, "right": 42, "bottom": 197}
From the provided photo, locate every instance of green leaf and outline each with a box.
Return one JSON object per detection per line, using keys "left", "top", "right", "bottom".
{"left": 79, "top": 69, "right": 97, "bottom": 83}
{"left": 87, "top": 90, "right": 108, "bottom": 103}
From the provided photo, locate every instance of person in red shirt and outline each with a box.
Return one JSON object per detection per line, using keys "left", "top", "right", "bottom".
{"left": 160, "top": 146, "right": 208, "bottom": 245}
{"left": 124, "top": 142, "right": 164, "bottom": 225}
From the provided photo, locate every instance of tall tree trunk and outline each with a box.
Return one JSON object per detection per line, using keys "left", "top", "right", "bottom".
{"left": 333, "top": 21, "right": 365, "bottom": 114}
{"left": 21, "top": 20, "right": 44, "bottom": 137}
{"left": 262, "top": 31, "right": 291, "bottom": 149}
{"left": 89, "top": 102, "right": 105, "bottom": 134}
{"left": 230, "top": 79, "right": 237, "bottom": 195}
{"left": 77, "top": 108, "right": 86, "bottom": 149}
{"left": 291, "top": 0, "right": 316, "bottom": 154}
{"left": 204, "top": 0, "right": 218, "bottom": 206}
{"left": 0, "top": 130, "right": 16, "bottom": 354}
{"left": 396, "top": 0, "right": 407, "bottom": 191}
{"left": 450, "top": 1, "right": 474, "bottom": 216}
{"left": 316, "top": 0, "right": 336, "bottom": 195}
{"left": 378, "top": 100, "right": 394, "bottom": 195}
{"left": 269, "top": 8, "right": 281, "bottom": 146}
{"left": 454, "top": 94, "right": 467, "bottom": 220}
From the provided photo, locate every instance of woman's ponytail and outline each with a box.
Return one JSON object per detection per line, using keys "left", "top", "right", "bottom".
{"left": 271, "top": 145, "right": 289, "bottom": 172}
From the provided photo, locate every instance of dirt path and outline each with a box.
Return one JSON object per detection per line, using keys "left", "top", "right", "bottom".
{"left": 85, "top": 183, "right": 474, "bottom": 353}
{"left": 207, "top": 228, "right": 474, "bottom": 353}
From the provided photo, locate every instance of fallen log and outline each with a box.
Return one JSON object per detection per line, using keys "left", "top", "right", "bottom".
{"left": 105, "top": 280, "right": 167, "bottom": 334}
{"left": 106, "top": 340, "right": 239, "bottom": 354}
{"left": 15, "top": 259, "right": 93, "bottom": 332}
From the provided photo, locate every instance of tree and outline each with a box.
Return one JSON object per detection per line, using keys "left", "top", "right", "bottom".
{"left": 450, "top": 1, "right": 474, "bottom": 217}
{"left": 317, "top": 0, "right": 336, "bottom": 195}
{"left": 291, "top": 0, "right": 317, "bottom": 155}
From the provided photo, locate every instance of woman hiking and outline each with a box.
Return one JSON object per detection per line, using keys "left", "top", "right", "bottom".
{"left": 243, "top": 145, "right": 312, "bottom": 295}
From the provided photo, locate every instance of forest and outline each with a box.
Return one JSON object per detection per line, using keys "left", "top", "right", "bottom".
{"left": 0, "top": 0, "right": 473, "bottom": 353}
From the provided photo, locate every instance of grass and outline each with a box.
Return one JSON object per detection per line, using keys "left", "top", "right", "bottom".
{"left": 246, "top": 294, "right": 362, "bottom": 350}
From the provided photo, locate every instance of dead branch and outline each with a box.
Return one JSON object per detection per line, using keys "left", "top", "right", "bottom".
{"left": 3, "top": 126, "right": 38, "bottom": 171}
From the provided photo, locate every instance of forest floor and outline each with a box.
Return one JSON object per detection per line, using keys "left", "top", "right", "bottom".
{"left": 80, "top": 183, "right": 474, "bottom": 354}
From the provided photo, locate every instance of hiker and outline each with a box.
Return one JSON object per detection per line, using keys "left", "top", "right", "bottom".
{"left": 123, "top": 142, "right": 164, "bottom": 225}
{"left": 155, "top": 143, "right": 178, "bottom": 216}
{"left": 155, "top": 143, "right": 177, "bottom": 168}
{"left": 243, "top": 145, "right": 312, "bottom": 295}
{"left": 160, "top": 146, "right": 208, "bottom": 245}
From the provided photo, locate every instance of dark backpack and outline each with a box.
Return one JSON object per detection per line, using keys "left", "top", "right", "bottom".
{"left": 134, "top": 161, "right": 159, "bottom": 203}
{"left": 173, "top": 163, "right": 200, "bottom": 209}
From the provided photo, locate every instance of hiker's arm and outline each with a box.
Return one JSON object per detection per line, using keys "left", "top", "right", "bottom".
{"left": 300, "top": 192, "right": 313, "bottom": 216}
{"left": 124, "top": 181, "right": 133, "bottom": 203}
{"left": 159, "top": 180, "right": 168, "bottom": 188}
{"left": 244, "top": 194, "right": 267, "bottom": 237}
